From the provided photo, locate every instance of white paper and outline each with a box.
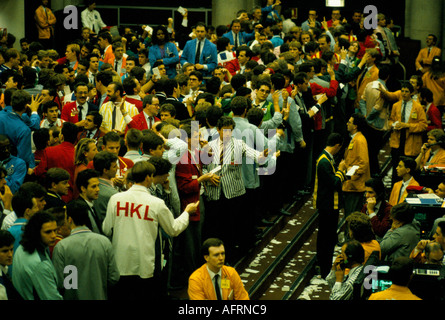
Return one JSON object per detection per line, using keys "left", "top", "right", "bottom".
{"left": 418, "top": 193, "right": 440, "bottom": 199}
{"left": 177, "top": 6, "right": 187, "bottom": 15}
{"left": 346, "top": 165, "right": 359, "bottom": 176}
{"left": 310, "top": 106, "right": 319, "bottom": 114}
{"left": 406, "top": 198, "right": 421, "bottom": 204}
{"left": 372, "top": 81, "right": 380, "bottom": 89}
{"left": 209, "top": 165, "right": 221, "bottom": 174}
{"left": 152, "top": 67, "right": 161, "bottom": 79}
{"left": 144, "top": 26, "right": 153, "bottom": 34}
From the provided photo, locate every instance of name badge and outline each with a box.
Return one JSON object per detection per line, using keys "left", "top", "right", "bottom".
{"left": 411, "top": 112, "right": 417, "bottom": 119}
{"left": 221, "top": 279, "right": 230, "bottom": 289}
{"left": 192, "top": 175, "right": 198, "bottom": 179}
{"left": 348, "top": 142, "right": 354, "bottom": 150}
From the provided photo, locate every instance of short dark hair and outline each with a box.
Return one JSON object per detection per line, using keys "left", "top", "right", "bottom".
{"left": 86, "top": 110, "right": 103, "bottom": 128}
{"left": 326, "top": 132, "right": 343, "bottom": 147}
{"left": 390, "top": 202, "right": 414, "bottom": 225}
{"left": 246, "top": 107, "right": 264, "bottom": 127}
{"left": 11, "top": 90, "right": 31, "bottom": 113}
{"left": 12, "top": 188, "right": 35, "bottom": 218}
{"left": 216, "top": 116, "right": 235, "bottom": 129}
{"left": 131, "top": 160, "right": 156, "bottom": 183}
{"left": 33, "top": 128, "right": 50, "bottom": 150}
{"left": 125, "top": 128, "right": 143, "bottom": 149}
{"left": 76, "top": 168, "right": 100, "bottom": 193}
{"left": 61, "top": 122, "right": 79, "bottom": 144}
{"left": 141, "top": 131, "right": 164, "bottom": 154}
{"left": 0, "top": 230, "right": 14, "bottom": 249}
{"left": 365, "top": 178, "right": 386, "bottom": 201}
{"left": 399, "top": 156, "right": 417, "bottom": 175}
{"left": 93, "top": 151, "right": 118, "bottom": 174}
{"left": 102, "top": 131, "right": 121, "bottom": 146}
{"left": 388, "top": 256, "right": 414, "bottom": 286}
{"left": 346, "top": 212, "right": 375, "bottom": 243}
{"left": 201, "top": 238, "right": 224, "bottom": 257}
{"left": 147, "top": 156, "right": 172, "bottom": 176}
{"left": 206, "top": 106, "right": 223, "bottom": 127}
{"left": 231, "top": 96, "right": 249, "bottom": 116}
{"left": 344, "top": 240, "right": 365, "bottom": 265}
{"left": 66, "top": 199, "right": 91, "bottom": 227}
{"left": 45, "top": 167, "right": 70, "bottom": 190}
{"left": 160, "top": 103, "right": 176, "bottom": 117}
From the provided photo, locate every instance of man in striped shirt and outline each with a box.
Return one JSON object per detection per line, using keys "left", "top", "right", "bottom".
{"left": 202, "top": 116, "right": 270, "bottom": 262}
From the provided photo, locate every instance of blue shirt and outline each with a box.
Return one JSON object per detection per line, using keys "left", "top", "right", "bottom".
{"left": 0, "top": 155, "right": 27, "bottom": 194}
{"left": 0, "top": 111, "right": 35, "bottom": 169}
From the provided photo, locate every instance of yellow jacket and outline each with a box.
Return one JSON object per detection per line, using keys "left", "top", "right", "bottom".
{"left": 388, "top": 177, "right": 419, "bottom": 206}
{"left": 389, "top": 99, "right": 427, "bottom": 156}
{"left": 188, "top": 264, "right": 249, "bottom": 300}
{"left": 342, "top": 132, "right": 370, "bottom": 193}
{"left": 34, "top": 5, "right": 56, "bottom": 40}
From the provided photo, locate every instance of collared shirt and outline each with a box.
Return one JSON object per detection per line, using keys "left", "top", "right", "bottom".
{"left": 400, "top": 177, "right": 413, "bottom": 200}
{"left": 76, "top": 101, "right": 88, "bottom": 121}
{"left": 400, "top": 99, "right": 413, "bottom": 123}
{"left": 206, "top": 265, "right": 222, "bottom": 299}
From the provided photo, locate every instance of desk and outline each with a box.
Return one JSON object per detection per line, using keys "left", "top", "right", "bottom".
{"left": 405, "top": 194, "right": 445, "bottom": 239}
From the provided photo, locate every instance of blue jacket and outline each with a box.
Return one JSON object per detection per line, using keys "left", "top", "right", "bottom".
{"left": 180, "top": 38, "right": 217, "bottom": 78}
{"left": 2, "top": 105, "right": 40, "bottom": 131}
{"left": 0, "top": 155, "right": 27, "bottom": 194}
{"left": 148, "top": 42, "right": 179, "bottom": 79}
{"left": 0, "top": 111, "right": 35, "bottom": 169}
{"left": 222, "top": 31, "right": 255, "bottom": 48}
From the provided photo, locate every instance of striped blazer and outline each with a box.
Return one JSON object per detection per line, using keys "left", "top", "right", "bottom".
{"left": 99, "top": 100, "right": 139, "bottom": 133}
{"left": 313, "top": 150, "right": 346, "bottom": 211}
{"left": 203, "top": 137, "right": 262, "bottom": 201}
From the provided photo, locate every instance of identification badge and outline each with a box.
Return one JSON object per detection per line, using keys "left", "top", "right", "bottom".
{"left": 348, "top": 143, "right": 354, "bottom": 150}
{"left": 221, "top": 279, "right": 230, "bottom": 289}
{"left": 192, "top": 175, "right": 198, "bottom": 179}
{"left": 411, "top": 112, "right": 417, "bottom": 119}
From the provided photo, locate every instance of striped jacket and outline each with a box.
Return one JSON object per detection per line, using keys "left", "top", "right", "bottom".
{"left": 313, "top": 150, "right": 346, "bottom": 211}
{"left": 203, "top": 137, "right": 262, "bottom": 201}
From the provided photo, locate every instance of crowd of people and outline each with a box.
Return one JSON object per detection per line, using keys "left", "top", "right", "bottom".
{"left": 0, "top": 0, "right": 444, "bottom": 300}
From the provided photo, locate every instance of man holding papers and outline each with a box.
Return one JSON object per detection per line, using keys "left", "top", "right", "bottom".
{"left": 342, "top": 114, "right": 371, "bottom": 217}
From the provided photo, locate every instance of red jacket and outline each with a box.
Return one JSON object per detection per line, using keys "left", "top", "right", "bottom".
{"left": 126, "top": 112, "right": 160, "bottom": 132}
{"left": 125, "top": 97, "right": 143, "bottom": 113}
{"left": 426, "top": 103, "right": 442, "bottom": 131}
{"left": 34, "top": 141, "right": 76, "bottom": 202}
{"left": 61, "top": 101, "right": 99, "bottom": 124}
{"left": 175, "top": 149, "right": 203, "bottom": 221}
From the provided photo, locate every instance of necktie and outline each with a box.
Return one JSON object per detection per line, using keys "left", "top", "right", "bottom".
{"left": 214, "top": 274, "right": 222, "bottom": 300}
{"left": 401, "top": 101, "right": 407, "bottom": 123}
{"left": 220, "top": 142, "right": 224, "bottom": 164}
{"left": 195, "top": 41, "right": 202, "bottom": 64}
{"left": 112, "top": 105, "right": 117, "bottom": 130}
{"left": 115, "top": 60, "right": 118, "bottom": 72}
{"left": 148, "top": 116, "right": 153, "bottom": 129}
{"left": 78, "top": 105, "right": 83, "bottom": 121}
{"left": 48, "top": 122, "right": 54, "bottom": 128}
{"left": 235, "top": 33, "right": 239, "bottom": 49}
{"left": 428, "top": 47, "right": 431, "bottom": 55}
{"left": 87, "top": 131, "right": 92, "bottom": 139}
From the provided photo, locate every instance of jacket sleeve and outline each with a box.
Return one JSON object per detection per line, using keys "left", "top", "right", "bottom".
{"left": 32, "top": 260, "right": 63, "bottom": 300}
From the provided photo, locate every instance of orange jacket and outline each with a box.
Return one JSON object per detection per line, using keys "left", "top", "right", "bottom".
{"left": 34, "top": 5, "right": 56, "bottom": 40}
{"left": 342, "top": 132, "right": 370, "bottom": 193}
{"left": 388, "top": 177, "right": 419, "bottom": 206}
{"left": 188, "top": 264, "right": 249, "bottom": 300}
{"left": 418, "top": 148, "right": 445, "bottom": 169}
{"left": 389, "top": 99, "right": 427, "bottom": 156}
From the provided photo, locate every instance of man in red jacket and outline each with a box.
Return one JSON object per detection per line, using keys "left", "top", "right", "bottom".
{"left": 419, "top": 87, "right": 442, "bottom": 132}
{"left": 61, "top": 82, "right": 99, "bottom": 125}
{"left": 124, "top": 94, "right": 160, "bottom": 132}
{"left": 33, "top": 122, "right": 78, "bottom": 203}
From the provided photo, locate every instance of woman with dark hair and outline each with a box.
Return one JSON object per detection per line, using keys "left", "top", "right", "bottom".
{"left": 148, "top": 25, "right": 179, "bottom": 79}
{"left": 361, "top": 177, "right": 393, "bottom": 240}
{"left": 11, "top": 211, "right": 63, "bottom": 300}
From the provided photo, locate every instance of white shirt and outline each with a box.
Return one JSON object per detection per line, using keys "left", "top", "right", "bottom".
{"left": 102, "top": 184, "right": 189, "bottom": 278}
{"left": 81, "top": 8, "right": 107, "bottom": 34}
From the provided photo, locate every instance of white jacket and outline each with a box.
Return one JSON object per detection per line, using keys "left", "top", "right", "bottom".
{"left": 102, "top": 184, "right": 189, "bottom": 278}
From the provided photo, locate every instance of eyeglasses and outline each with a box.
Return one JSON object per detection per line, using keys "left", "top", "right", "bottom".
{"left": 189, "top": 78, "right": 199, "bottom": 81}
